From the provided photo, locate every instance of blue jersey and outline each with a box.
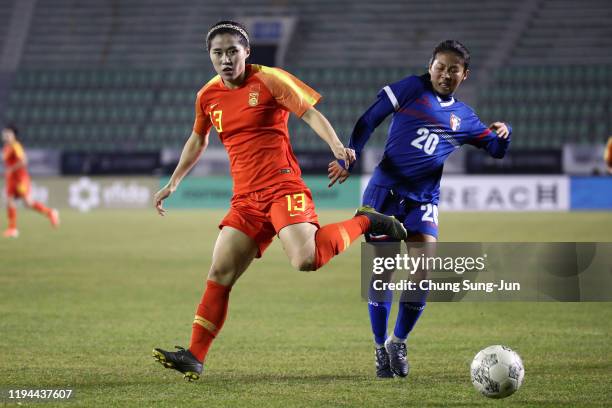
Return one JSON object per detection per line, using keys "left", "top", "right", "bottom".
{"left": 349, "top": 74, "right": 511, "bottom": 204}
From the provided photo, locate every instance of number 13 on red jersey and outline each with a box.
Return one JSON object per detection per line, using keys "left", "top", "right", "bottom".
{"left": 210, "top": 110, "right": 223, "bottom": 132}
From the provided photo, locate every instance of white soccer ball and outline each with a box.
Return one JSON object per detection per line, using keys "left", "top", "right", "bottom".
{"left": 470, "top": 345, "right": 524, "bottom": 399}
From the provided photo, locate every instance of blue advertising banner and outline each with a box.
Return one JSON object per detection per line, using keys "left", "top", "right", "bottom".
{"left": 570, "top": 177, "right": 612, "bottom": 210}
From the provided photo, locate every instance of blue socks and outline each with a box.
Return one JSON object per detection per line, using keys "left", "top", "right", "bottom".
{"left": 368, "top": 299, "right": 391, "bottom": 345}
{"left": 393, "top": 302, "right": 426, "bottom": 341}
{"left": 368, "top": 300, "right": 426, "bottom": 345}
{"left": 368, "top": 285, "right": 426, "bottom": 345}
{"left": 367, "top": 277, "right": 393, "bottom": 345}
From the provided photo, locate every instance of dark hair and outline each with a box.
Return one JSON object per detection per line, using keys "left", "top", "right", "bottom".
{"left": 206, "top": 20, "right": 250, "bottom": 51}
{"left": 429, "top": 40, "right": 471, "bottom": 70}
{"left": 3, "top": 123, "right": 19, "bottom": 136}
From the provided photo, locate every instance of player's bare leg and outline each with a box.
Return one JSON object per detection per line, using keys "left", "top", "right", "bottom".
{"left": 22, "top": 194, "right": 59, "bottom": 228}
{"left": 207, "top": 226, "right": 259, "bottom": 286}
{"left": 153, "top": 226, "right": 258, "bottom": 381}
{"left": 278, "top": 222, "right": 318, "bottom": 271}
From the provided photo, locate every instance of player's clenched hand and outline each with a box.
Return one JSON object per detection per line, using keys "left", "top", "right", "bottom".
{"left": 489, "top": 122, "right": 509, "bottom": 139}
{"left": 328, "top": 160, "right": 350, "bottom": 188}
{"left": 332, "top": 146, "right": 356, "bottom": 169}
{"left": 153, "top": 185, "right": 173, "bottom": 216}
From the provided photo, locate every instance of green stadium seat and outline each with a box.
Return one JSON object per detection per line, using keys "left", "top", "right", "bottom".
{"left": 5, "top": 65, "right": 610, "bottom": 152}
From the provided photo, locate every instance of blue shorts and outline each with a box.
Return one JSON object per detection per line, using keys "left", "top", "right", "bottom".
{"left": 362, "top": 183, "right": 439, "bottom": 241}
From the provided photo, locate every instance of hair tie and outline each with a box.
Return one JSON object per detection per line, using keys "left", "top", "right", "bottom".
{"left": 206, "top": 23, "right": 250, "bottom": 47}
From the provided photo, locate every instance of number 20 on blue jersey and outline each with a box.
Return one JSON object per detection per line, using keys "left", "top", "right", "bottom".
{"left": 411, "top": 127, "right": 439, "bottom": 155}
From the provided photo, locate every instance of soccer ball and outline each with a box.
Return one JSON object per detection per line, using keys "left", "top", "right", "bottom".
{"left": 470, "top": 345, "right": 524, "bottom": 399}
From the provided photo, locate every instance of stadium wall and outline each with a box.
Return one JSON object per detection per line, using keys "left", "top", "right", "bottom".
{"left": 1, "top": 176, "right": 611, "bottom": 212}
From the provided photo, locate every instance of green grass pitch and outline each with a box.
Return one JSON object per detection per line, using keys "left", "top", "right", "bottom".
{"left": 1, "top": 210, "right": 611, "bottom": 407}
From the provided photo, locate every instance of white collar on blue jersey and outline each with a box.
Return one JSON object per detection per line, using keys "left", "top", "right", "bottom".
{"left": 436, "top": 94, "right": 455, "bottom": 107}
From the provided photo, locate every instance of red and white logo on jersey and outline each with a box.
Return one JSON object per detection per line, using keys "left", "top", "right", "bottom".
{"left": 450, "top": 113, "right": 461, "bottom": 131}
{"left": 248, "top": 84, "right": 260, "bottom": 107}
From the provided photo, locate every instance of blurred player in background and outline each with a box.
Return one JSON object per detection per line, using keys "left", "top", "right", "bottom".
{"left": 605, "top": 136, "right": 612, "bottom": 174}
{"left": 2, "top": 125, "right": 59, "bottom": 238}
{"left": 151, "top": 20, "right": 407, "bottom": 381}
{"left": 328, "top": 40, "right": 511, "bottom": 378}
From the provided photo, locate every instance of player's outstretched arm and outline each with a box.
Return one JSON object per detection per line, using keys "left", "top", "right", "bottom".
{"left": 327, "top": 93, "right": 394, "bottom": 187}
{"left": 327, "top": 160, "right": 350, "bottom": 187}
{"left": 154, "top": 130, "right": 209, "bottom": 216}
{"left": 301, "top": 107, "right": 355, "bottom": 169}
{"left": 467, "top": 120, "right": 512, "bottom": 159}
{"left": 489, "top": 122, "right": 510, "bottom": 139}
{"left": 485, "top": 121, "right": 512, "bottom": 158}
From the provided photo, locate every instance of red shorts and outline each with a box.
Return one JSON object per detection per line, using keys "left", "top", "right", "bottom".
{"left": 220, "top": 180, "right": 320, "bottom": 258}
{"left": 5, "top": 176, "right": 30, "bottom": 198}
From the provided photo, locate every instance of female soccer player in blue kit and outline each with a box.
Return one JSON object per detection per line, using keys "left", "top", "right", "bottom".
{"left": 328, "top": 40, "right": 511, "bottom": 378}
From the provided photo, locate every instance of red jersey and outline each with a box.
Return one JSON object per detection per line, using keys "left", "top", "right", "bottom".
{"left": 193, "top": 64, "right": 321, "bottom": 194}
{"left": 2, "top": 141, "right": 28, "bottom": 181}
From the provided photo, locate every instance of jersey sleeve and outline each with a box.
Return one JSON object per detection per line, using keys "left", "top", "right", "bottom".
{"left": 192, "top": 91, "right": 212, "bottom": 136}
{"left": 346, "top": 94, "right": 395, "bottom": 165}
{"left": 379, "top": 75, "right": 423, "bottom": 111}
{"left": 464, "top": 114, "right": 511, "bottom": 159}
{"left": 13, "top": 143, "right": 26, "bottom": 161}
{"left": 258, "top": 66, "right": 321, "bottom": 117}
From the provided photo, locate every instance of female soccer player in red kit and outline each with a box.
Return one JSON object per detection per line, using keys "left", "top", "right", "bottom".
{"left": 2, "top": 125, "right": 59, "bottom": 237}
{"left": 152, "top": 21, "right": 407, "bottom": 381}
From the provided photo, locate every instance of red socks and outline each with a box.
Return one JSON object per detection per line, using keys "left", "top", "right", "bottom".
{"left": 6, "top": 202, "right": 51, "bottom": 230}
{"left": 32, "top": 201, "right": 51, "bottom": 216}
{"left": 187, "top": 216, "right": 370, "bottom": 361}
{"left": 7, "top": 206, "right": 16, "bottom": 229}
{"left": 313, "top": 215, "right": 370, "bottom": 269}
{"left": 189, "top": 280, "right": 232, "bottom": 362}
